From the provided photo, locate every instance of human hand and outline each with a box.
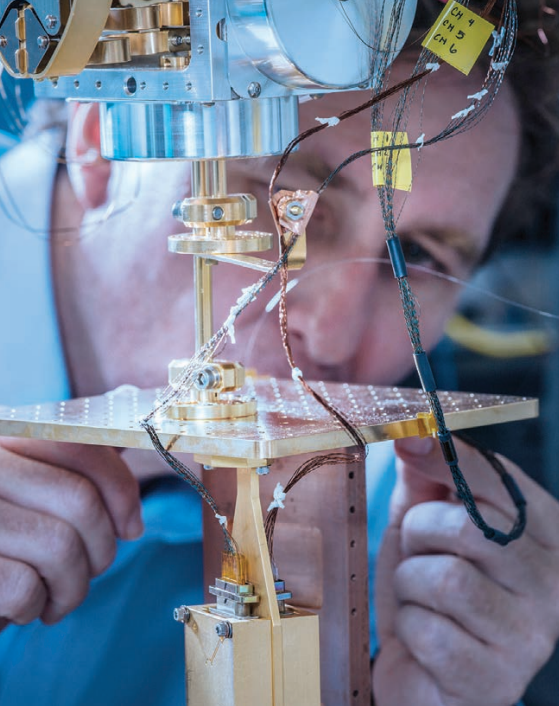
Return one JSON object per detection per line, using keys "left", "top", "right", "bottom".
{"left": 0, "top": 438, "right": 143, "bottom": 630}
{"left": 373, "top": 435, "right": 559, "bottom": 706}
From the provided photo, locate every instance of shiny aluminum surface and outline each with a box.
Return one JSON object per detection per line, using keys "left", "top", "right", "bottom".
{"left": 227, "top": 0, "right": 416, "bottom": 90}
{"left": 0, "top": 379, "right": 537, "bottom": 462}
{"left": 100, "top": 96, "right": 299, "bottom": 159}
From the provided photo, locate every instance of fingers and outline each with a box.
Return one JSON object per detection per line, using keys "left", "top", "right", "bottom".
{"left": 393, "top": 435, "right": 559, "bottom": 548}
{"left": 0, "top": 439, "right": 144, "bottom": 629}
{"left": 0, "top": 498, "right": 90, "bottom": 624}
{"left": 0, "top": 557, "right": 47, "bottom": 625}
{"left": 399, "top": 500, "right": 559, "bottom": 599}
{"left": 394, "top": 553, "right": 525, "bottom": 648}
{"left": 0, "top": 439, "right": 143, "bottom": 540}
{"left": 394, "top": 604, "right": 527, "bottom": 706}
{"left": 0, "top": 453, "right": 118, "bottom": 576}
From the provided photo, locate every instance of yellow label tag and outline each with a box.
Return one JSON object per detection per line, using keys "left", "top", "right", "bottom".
{"left": 422, "top": 0, "right": 495, "bottom": 75}
{"left": 371, "top": 132, "right": 412, "bottom": 192}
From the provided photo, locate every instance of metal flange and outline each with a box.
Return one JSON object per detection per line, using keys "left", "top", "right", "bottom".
{"left": 168, "top": 230, "right": 273, "bottom": 255}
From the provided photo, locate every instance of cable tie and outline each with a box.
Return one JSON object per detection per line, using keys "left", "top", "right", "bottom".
{"left": 415, "top": 132, "right": 426, "bottom": 150}
{"left": 425, "top": 62, "right": 440, "bottom": 72}
{"left": 224, "top": 312, "right": 237, "bottom": 344}
{"left": 451, "top": 105, "right": 476, "bottom": 121}
{"left": 490, "top": 60, "right": 509, "bottom": 72}
{"left": 466, "top": 89, "right": 488, "bottom": 101}
{"left": 292, "top": 367, "right": 303, "bottom": 382}
{"left": 267, "top": 482, "right": 286, "bottom": 512}
{"left": 315, "top": 116, "right": 340, "bottom": 127}
{"left": 386, "top": 236, "right": 408, "bottom": 279}
{"left": 488, "top": 27, "right": 505, "bottom": 57}
{"left": 215, "top": 513, "right": 228, "bottom": 527}
{"left": 413, "top": 351, "right": 437, "bottom": 392}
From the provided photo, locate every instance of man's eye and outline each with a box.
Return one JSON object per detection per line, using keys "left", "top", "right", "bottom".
{"left": 400, "top": 240, "right": 439, "bottom": 269}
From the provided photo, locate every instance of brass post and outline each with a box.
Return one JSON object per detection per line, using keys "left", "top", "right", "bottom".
{"left": 191, "top": 160, "right": 226, "bottom": 349}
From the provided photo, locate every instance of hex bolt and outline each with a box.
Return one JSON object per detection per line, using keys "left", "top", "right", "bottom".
{"left": 287, "top": 201, "right": 304, "bottom": 220}
{"left": 247, "top": 82, "right": 261, "bottom": 98}
{"left": 45, "top": 14, "right": 57, "bottom": 29}
{"left": 212, "top": 206, "right": 224, "bottom": 221}
{"left": 0, "top": 36, "right": 7, "bottom": 48}
{"left": 174, "top": 606, "right": 191, "bottom": 623}
{"left": 215, "top": 621, "right": 233, "bottom": 638}
{"left": 195, "top": 367, "right": 221, "bottom": 390}
{"left": 37, "top": 35, "right": 49, "bottom": 49}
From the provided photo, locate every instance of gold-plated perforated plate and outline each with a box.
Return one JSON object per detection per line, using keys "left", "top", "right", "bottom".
{"left": 0, "top": 378, "right": 537, "bottom": 461}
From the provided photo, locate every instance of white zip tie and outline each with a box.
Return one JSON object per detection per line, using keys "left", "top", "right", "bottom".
{"left": 267, "top": 483, "right": 287, "bottom": 512}
{"left": 315, "top": 116, "right": 340, "bottom": 127}
{"left": 415, "top": 133, "right": 426, "bottom": 150}
{"left": 225, "top": 285, "right": 259, "bottom": 344}
{"left": 490, "top": 60, "right": 509, "bottom": 72}
{"left": 425, "top": 62, "right": 440, "bottom": 72}
{"left": 467, "top": 89, "right": 489, "bottom": 101}
{"left": 224, "top": 313, "right": 237, "bottom": 344}
{"left": 215, "top": 513, "right": 228, "bottom": 527}
{"left": 488, "top": 27, "right": 505, "bottom": 57}
{"left": 451, "top": 105, "right": 476, "bottom": 120}
{"left": 291, "top": 367, "right": 303, "bottom": 382}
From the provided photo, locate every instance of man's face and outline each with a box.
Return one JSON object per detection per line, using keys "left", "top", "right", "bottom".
{"left": 61, "top": 60, "right": 519, "bottom": 395}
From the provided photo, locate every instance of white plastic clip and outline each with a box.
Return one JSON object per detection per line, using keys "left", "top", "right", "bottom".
{"left": 291, "top": 367, "right": 303, "bottom": 382}
{"left": 451, "top": 105, "right": 476, "bottom": 120}
{"left": 267, "top": 483, "right": 287, "bottom": 512}
{"left": 490, "top": 60, "right": 509, "bottom": 72}
{"left": 315, "top": 116, "right": 340, "bottom": 127}
{"left": 415, "top": 133, "right": 426, "bottom": 150}
{"left": 215, "top": 513, "right": 228, "bottom": 527}
{"left": 489, "top": 27, "right": 505, "bottom": 57}
{"left": 467, "top": 89, "right": 488, "bottom": 101}
{"left": 425, "top": 62, "right": 440, "bottom": 72}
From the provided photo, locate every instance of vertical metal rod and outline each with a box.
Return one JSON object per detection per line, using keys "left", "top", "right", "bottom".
{"left": 191, "top": 160, "right": 226, "bottom": 349}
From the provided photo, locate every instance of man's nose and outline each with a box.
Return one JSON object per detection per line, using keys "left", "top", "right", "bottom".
{"left": 286, "top": 260, "right": 378, "bottom": 370}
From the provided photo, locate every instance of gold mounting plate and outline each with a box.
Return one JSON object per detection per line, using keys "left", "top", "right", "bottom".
{"left": 0, "top": 379, "right": 537, "bottom": 461}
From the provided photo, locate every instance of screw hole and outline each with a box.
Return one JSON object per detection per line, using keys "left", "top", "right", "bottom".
{"left": 124, "top": 76, "right": 137, "bottom": 95}
{"left": 349, "top": 505, "right": 355, "bottom": 514}
{"left": 348, "top": 471, "right": 354, "bottom": 479}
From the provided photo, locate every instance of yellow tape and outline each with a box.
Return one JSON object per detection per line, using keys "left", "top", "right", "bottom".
{"left": 371, "top": 132, "right": 412, "bottom": 191}
{"left": 422, "top": 0, "right": 495, "bottom": 76}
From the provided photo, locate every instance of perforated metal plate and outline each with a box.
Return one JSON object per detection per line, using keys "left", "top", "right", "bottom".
{"left": 0, "top": 378, "right": 537, "bottom": 462}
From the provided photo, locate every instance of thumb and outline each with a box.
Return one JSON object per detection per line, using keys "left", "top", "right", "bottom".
{"left": 390, "top": 436, "right": 450, "bottom": 526}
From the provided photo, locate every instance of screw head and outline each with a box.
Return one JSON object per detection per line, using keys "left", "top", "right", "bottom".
{"left": 247, "top": 82, "right": 261, "bottom": 98}
{"left": 212, "top": 206, "right": 224, "bottom": 221}
{"left": 286, "top": 201, "right": 304, "bottom": 220}
{"left": 174, "top": 606, "right": 191, "bottom": 623}
{"left": 45, "top": 14, "right": 57, "bottom": 30}
{"left": 215, "top": 621, "right": 233, "bottom": 638}
{"left": 0, "top": 36, "right": 7, "bottom": 49}
{"left": 37, "top": 35, "right": 49, "bottom": 49}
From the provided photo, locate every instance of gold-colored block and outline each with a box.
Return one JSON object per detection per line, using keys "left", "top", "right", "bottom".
{"left": 184, "top": 607, "right": 273, "bottom": 706}
{"left": 182, "top": 606, "right": 320, "bottom": 706}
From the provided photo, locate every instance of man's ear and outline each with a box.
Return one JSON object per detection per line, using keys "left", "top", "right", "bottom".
{"left": 66, "top": 102, "right": 112, "bottom": 210}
